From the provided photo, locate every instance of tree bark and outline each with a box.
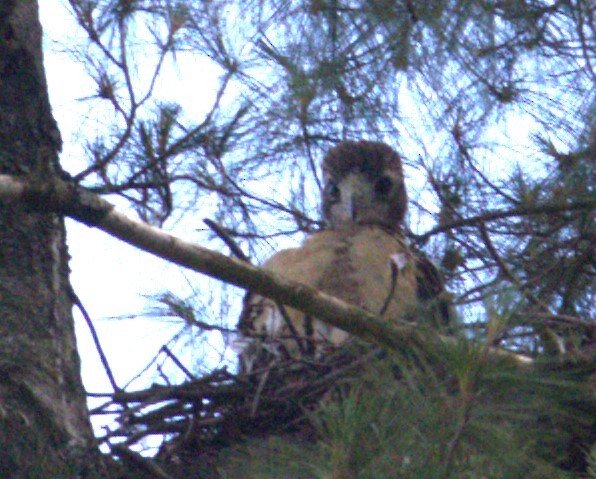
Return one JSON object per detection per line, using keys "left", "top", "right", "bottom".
{"left": 0, "top": 1, "right": 100, "bottom": 476}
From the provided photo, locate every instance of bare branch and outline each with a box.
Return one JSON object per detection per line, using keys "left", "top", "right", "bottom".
{"left": 69, "top": 287, "right": 120, "bottom": 393}
{"left": 416, "top": 200, "right": 595, "bottom": 244}
{"left": 0, "top": 174, "right": 532, "bottom": 365}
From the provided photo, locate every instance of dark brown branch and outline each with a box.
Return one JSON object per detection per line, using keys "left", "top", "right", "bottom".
{"left": 416, "top": 200, "right": 595, "bottom": 243}
{"left": 204, "top": 218, "right": 250, "bottom": 262}
{"left": 68, "top": 286, "right": 120, "bottom": 393}
{"left": 161, "top": 346, "right": 195, "bottom": 381}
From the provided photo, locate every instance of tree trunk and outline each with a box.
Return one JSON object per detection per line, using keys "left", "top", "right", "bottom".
{"left": 0, "top": 1, "right": 100, "bottom": 476}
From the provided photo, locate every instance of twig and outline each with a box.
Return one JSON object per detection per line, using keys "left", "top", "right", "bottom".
{"left": 68, "top": 286, "right": 120, "bottom": 393}
{"left": 204, "top": 218, "right": 250, "bottom": 262}
{"left": 477, "top": 223, "right": 565, "bottom": 354}
{"left": 161, "top": 345, "right": 195, "bottom": 381}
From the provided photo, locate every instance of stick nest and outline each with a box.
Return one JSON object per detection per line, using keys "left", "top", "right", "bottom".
{"left": 93, "top": 346, "right": 373, "bottom": 468}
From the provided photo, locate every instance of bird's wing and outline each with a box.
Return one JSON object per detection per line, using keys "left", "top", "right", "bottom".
{"left": 412, "top": 249, "right": 453, "bottom": 328}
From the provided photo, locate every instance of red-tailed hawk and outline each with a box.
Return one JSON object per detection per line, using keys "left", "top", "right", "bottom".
{"left": 237, "top": 140, "right": 446, "bottom": 372}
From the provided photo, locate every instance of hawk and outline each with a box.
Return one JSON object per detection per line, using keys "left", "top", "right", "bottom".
{"left": 237, "top": 140, "right": 446, "bottom": 373}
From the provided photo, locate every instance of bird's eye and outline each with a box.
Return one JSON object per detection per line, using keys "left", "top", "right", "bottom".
{"left": 374, "top": 176, "right": 392, "bottom": 197}
{"left": 326, "top": 183, "right": 340, "bottom": 202}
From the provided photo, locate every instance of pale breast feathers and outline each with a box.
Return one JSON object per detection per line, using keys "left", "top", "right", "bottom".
{"left": 237, "top": 228, "right": 419, "bottom": 371}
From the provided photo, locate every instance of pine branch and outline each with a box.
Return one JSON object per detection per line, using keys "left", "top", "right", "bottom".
{"left": 0, "top": 174, "right": 532, "bottom": 365}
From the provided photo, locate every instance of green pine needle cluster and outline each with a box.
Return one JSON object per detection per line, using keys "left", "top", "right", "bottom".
{"left": 218, "top": 338, "right": 592, "bottom": 479}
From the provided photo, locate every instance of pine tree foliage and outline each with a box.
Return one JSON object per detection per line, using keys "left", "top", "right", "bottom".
{"left": 216, "top": 342, "right": 588, "bottom": 478}
{"left": 58, "top": 0, "right": 594, "bottom": 476}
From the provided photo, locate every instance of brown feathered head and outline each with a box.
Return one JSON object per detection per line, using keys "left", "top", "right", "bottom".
{"left": 321, "top": 140, "right": 408, "bottom": 230}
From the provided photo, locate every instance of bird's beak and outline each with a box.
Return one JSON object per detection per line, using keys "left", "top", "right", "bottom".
{"left": 340, "top": 175, "right": 368, "bottom": 223}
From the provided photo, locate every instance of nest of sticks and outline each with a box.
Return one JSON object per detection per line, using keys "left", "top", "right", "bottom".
{"left": 92, "top": 345, "right": 376, "bottom": 472}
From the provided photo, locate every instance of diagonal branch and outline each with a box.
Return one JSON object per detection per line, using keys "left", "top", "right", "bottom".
{"left": 0, "top": 174, "right": 532, "bottom": 365}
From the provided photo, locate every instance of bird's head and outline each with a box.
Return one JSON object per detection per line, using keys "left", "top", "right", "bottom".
{"left": 322, "top": 140, "right": 408, "bottom": 231}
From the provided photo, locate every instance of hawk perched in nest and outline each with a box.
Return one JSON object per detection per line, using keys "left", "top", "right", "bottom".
{"left": 237, "top": 140, "right": 446, "bottom": 373}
